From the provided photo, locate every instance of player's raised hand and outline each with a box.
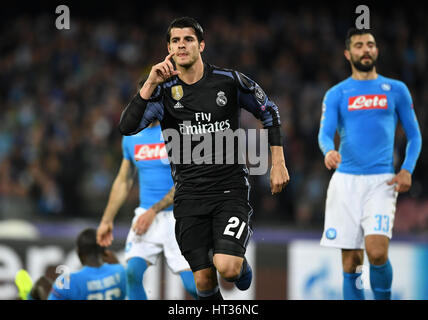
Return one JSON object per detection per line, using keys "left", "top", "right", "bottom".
{"left": 270, "top": 163, "right": 290, "bottom": 195}
{"left": 132, "top": 208, "right": 156, "bottom": 235}
{"left": 97, "top": 221, "right": 114, "bottom": 247}
{"left": 387, "top": 169, "right": 412, "bottom": 193}
{"left": 146, "top": 52, "right": 181, "bottom": 86}
{"left": 324, "top": 150, "right": 341, "bottom": 170}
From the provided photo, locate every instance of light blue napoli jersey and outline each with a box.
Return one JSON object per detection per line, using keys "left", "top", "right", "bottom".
{"left": 48, "top": 263, "right": 126, "bottom": 300}
{"left": 318, "top": 75, "right": 422, "bottom": 174}
{"left": 122, "top": 124, "right": 173, "bottom": 210}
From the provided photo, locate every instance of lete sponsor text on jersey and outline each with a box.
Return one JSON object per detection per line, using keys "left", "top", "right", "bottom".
{"left": 134, "top": 143, "right": 167, "bottom": 161}
{"left": 348, "top": 94, "right": 388, "bottom": 111}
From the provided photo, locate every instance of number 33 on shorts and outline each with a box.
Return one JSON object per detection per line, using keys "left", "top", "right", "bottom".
{"left": 223, "top": 216, "right": 247, "bottom": 240}
{"left": 374, "top": 214, "right": 390, "bottom": 233}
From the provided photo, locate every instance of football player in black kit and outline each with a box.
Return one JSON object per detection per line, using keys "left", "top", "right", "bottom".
{"left": 119, "top": 17, "right": 290, "bottom": 300}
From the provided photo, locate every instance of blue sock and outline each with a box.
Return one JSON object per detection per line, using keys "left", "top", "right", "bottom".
{"left": 179, "top": 270, "right": 198, "bottom": 300}
{"left": 196, "top": 286, "right": 223, "bottom": 300}
{"left": 234, "top": 258, "right": 252, "bottom": 291}
{"left": 370, "top": 259, "right": 393, "bottom": 300}
{"left": 343, "top": 272, "right": 365, "bottom": 300}
{"left": 126, "top": 257, "right": 148, "bottom": 300}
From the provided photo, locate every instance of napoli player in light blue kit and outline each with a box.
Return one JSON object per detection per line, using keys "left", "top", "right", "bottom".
{"left": 318, "top": 28, "right": 422, "bottom": 300}
{"left": 48, "top": 228, "right": 127, "bottom": 300}
{"left": 97, "top": 121, "right": 197, "bottom": 300}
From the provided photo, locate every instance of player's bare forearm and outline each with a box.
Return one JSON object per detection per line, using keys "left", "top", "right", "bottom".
{"left": 271, "top": 146, "right": 285, "bottom": 166}
{"left": 101, "top": 160, "right": 135, "bottom": 223}
{"left": 102, "top": 181, "right": 132, "bottom": 222}
{"left": 139, "top": 81, "right": 159, "bottom": 100}
{"left": 270, "top": 146, "right": 290, "bottom": 194}
{"left": 97, "top": 169, "right": 133, "bottom": 246}
{"left": 151, "top": 186, "right": 175, "bottom": 213}
{"left": 101, "top": 178, "right": 133, "bottom": 223}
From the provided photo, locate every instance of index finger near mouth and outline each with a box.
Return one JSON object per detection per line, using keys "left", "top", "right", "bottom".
{"left": 166, "top": 51, "right": 175, "bottom": 60}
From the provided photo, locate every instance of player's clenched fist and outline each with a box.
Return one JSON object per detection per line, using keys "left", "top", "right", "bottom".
{"left": 324, "top": 150, "right": 341, "bottom": 170}
{"left": 269, "top": 146, "right": 290, "bottom": 195}
{"left": 146, "top": 52, "right": 181, "bottom": 86}
{"left": 270, "top": 163, "right": 290, "bottom": 195}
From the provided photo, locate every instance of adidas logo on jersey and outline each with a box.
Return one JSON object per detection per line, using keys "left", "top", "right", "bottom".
{"left": 174, "top": 101, "right": 184, "bottom": 109}
{"left": 348, "top": 94, "right": 388, "bottom": 111}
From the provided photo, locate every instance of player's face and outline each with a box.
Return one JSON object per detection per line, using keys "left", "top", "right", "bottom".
{"left": 168, "top": 27, "right": 205, "bottom": 68}
{"left": 346, "top": 34, "right": 378, "bottom": 72}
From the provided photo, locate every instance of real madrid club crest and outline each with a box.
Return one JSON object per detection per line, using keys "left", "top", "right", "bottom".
{"left": 216, "top": 91, "right": 227, "bottom": 106}
{"left": 172, "top": 85, "right": 184, "bottom": 109}
{"left": 171, "top": 85, "right": 183, "bottom": 101}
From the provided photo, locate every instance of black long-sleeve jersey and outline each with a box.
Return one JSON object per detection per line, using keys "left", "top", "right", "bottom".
{"left": 119, "top": 63, "right": 282, "bottom": 203}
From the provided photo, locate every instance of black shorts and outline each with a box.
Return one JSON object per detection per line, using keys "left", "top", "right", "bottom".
{"left": 174, "top": 193, "right": 253, "bottom": 272}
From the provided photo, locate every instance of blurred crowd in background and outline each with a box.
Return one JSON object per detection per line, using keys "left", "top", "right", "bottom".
{"left": 0, "top": 2, "right": 426, "bottom": 233}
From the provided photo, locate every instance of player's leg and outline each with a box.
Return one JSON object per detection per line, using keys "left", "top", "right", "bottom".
{"left": 161, "top": 210, "right": 198, "bottom": 299}
{"left": 320, "top": 172, "right": 366, "bottom": 300}
{"left": 124, "top": 208, "right": 162, "bottom": 300}
{"left": 212, "top": 197, "right": 253, "bottom": 291}
{"left": 178, "top": 270, "right": 198, "bottom": 299}
{"left": 362, "top": 173, "right": 396, "bottom": 300}
{"left": 365, "top": 235, "right": 392, "bottom": 300}
{"left": 126, "top": 257, "right": 149, "bottom": 300}
{"left": 193, "top": 267, "right": 223, "bottom": 300}
{"left": 174, "top": 212, "right": 222, "bottom": 300}
{"left": 213, "top": 253, "right": 243, "bottom": 279}
{"left": 213, "top": 252, "right": 252, "bottom": 290}
{"left": 342, "top": 249, "right": 365, "bottom": 300}
{"left": 184, "top": 248, "right": 222, "bottom": 300}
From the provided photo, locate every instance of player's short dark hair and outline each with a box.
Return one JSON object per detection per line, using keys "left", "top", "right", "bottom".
{"left": 345, "top": 28, "right": 375, "bottom": 50}
{"left": 166, "top": 17, "right": 204, "bottom": 43}
{"left": 76, "top": 228, "right": 104, "bottom": 256}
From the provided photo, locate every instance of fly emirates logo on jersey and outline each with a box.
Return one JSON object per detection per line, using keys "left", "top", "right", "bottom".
{"left": 348, "top": 94, "right": 388, "bottom": 111}
{"left": 179, "top": 112, "right": 230, "bottom": 135}
{"left": 134, "top": 143, "right": 167, "bottom": 161}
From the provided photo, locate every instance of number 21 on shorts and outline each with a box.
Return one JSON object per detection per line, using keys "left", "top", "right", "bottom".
{"left": 374, "top": 214, "right": 390, "bottom": 233}
{"left": 224, "top": 217, "right": 246, "bottom": 240}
